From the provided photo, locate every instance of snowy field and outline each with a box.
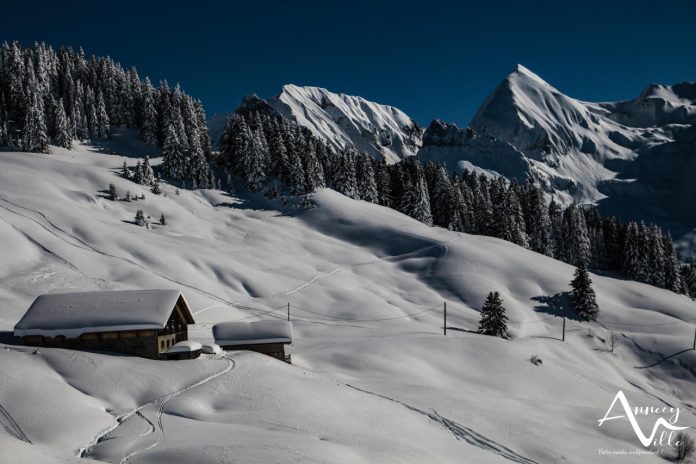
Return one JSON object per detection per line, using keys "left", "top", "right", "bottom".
{"left": 1, "top": 135, "right": 695, "bottom": 463}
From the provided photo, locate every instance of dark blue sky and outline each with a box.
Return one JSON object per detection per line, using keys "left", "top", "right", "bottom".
{"left": 2, "top": 0, "right": 695, "bottom": 126}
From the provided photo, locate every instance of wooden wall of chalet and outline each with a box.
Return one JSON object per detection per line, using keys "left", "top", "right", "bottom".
{"left": 23, "top": 329, "right": 161, "bottom": 359}
{"left": 219, "top": 342, "right": 291, "bottom": 363}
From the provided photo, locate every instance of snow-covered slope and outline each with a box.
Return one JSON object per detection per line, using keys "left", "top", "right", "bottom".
{"left": 418, "top": 65, "right": 696, "bottom": 254}
{"left": 250, "top": 84, "right": 422, "bottom": 163}
{"left": 1, "top": 136, "right": 696, "bottom": 463}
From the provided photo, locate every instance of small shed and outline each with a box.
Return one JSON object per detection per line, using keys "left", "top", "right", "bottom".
{"left": 165, "top": 341, "right": 202, "bottom": 360}
{"left": 213, "top": 320, "right": 293, "bottom": 363}
{"left": 14, "top": 290, "right": 195, "bottom": 360}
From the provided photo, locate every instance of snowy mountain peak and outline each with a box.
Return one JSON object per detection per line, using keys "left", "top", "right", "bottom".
{"left": 510, "top": 64, "right": 550, "bottom": 86}
{"left": 268, "top": 84, "right": 423, "bottom": 163}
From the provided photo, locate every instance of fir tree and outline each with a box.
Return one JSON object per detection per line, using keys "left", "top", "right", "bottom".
{"left": 333, "top": 148, "right": 358, "bottom": 199}
{"left": 134, "top": 209, "right": 145, "bottom": 226}
{"left": 133, "top": 160, "right": 144, "bottom": 184}
{"left": 400, "top": 175, "right": 433, "bottom": 226}
{"left": 52, "top": 98, "right": 72, "bottom": 149}
{"left": 477, "top": 291, "right": 508, "bottom": 338}
{"left": 663, "top": 233, "right": 682, "bottom": 293}
{"left": 244, "top": 129, "right": 268, "bottom": 192}
{"left": 159, "top": 213, "right": 166, "bottom": 226}
{"left": 96, "top": 90, "right": 110, "bottom": 138}
{"left": 151, "top": 182, "right": 161, "bottom": 195}
{"left": 121, "top": 161, "right": 130, "bottom": 179}
{"left": 570, "top": 263, "right": 599, "bottom": 321}
{"left": 140, "top": 77, "right": 158, "bottom": 145}
{"left": 562, "top": 204, "right": 591, "bottom": 267}
{"left": 161, "top": 124, "right": 185, "bottom": 179}
{"left": 108, "top": 183, "right": 118, "bottom": 201}
{"left": 141, "top": 155, "right": 155, "bottom": 186}
{"left": 355, "top": 154, "right": 378, "bottom": 202}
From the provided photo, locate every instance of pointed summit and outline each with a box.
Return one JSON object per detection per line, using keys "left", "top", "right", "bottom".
{"left": 507, "top": 64, "right": 553, "bottom": 89}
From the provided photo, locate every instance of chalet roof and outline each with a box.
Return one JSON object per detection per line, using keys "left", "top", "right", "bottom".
{"left": 14, "top": 289, "right": 193, "bottom": 338}
{"left": 213, "top": 320, "right": 293, "bottom": 346}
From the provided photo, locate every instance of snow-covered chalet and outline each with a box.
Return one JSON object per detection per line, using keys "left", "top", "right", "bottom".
{"left": 14, "top": 289, "right": 195, "bottom": 360}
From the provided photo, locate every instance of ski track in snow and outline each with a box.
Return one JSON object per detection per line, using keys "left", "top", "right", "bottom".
{"left": 345, "top": 384, "right": 539, "bottom": 464}
{"left": 78, "top": 355, "right": 235, "bottom": 462}
{"left": 211, "top": 231, "right": 462, "bottom": 308}
{"left": 0, "top": 403, "right": 31, "bottom": 443}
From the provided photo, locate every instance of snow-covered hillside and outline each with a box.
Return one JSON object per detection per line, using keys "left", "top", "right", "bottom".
{"left": 1, "top": 137, "right": 696, "bottom": 463}
{"left": 419, "top": 65, "right": 696, "bottom": 255}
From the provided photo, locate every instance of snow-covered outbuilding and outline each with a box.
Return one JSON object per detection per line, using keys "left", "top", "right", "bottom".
{"left": 213, "top": 320, "right": 293, "bottom": 363}
{"left": 14, "top": 290, "right": 195, "bottom": 360}
{"left": 165, "top": 340, "right": 203, "bottom": 360}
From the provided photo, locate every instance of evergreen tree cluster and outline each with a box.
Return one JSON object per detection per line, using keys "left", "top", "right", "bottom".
{"left": 218, "top": 111, "right": 687, "bottom": 296}
{"left": 0, "top": 41, "right": 211, "bottom": 170}
{"left": 122, "top": 156, "right": 155, "bottom": 186}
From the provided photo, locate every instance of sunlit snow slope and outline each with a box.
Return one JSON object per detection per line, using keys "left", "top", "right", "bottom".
{"left": 268, "top": 84, "right": 423, "bottom": 163}
{"left": 1, "top": 134, "right": 696, "bottom": 464}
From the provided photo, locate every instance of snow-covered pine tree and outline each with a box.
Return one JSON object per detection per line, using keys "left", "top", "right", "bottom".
{"left": 133, "top": 160, "right": 144, "bottom": 185}
{"left": 497, "top": 181, "right": 528, "bottom": 247}
{"left": 622, "top": 221, "right": 644, "bottom": 282}
{"left": 400, "top": 169, "right": 433, "bottom": 226}
{"left": 303, "top": 139, "right": 326, "bottom": 193}
{"left": 355, "top": 153, "right": 378, "bottom": 203}
{"left": 526, "top": 181, "right": 553, "bottom": 256}
{"left": 473, "top": 175, "right": 494, "bottom": 235}
{"left": 96, "top": 90, "right": 110, "bottom": 138}
{"left": 333, "top": 147, "right": 358, "bottom": 199}
{"left": 159, "top": 213, "right": 166, "bottom": 226}
{"left": 141, "top": 155, "right": 155, "bottom": 186}
{"left": 548, "top": 197, "right": 564, "bottom": 259}
{"left": 477, "top": 291, "right": 508, "bottom": 338}
{"left": 22, "top": 89, "right": 49, "bottom": 153}
{"left": 374, "top": 158, "right": 393, "bottom": 207}
{"left": 663, "top": 232, "right": 682, "bottom": 293}
{"left": 561, "top": 204, "right": 591, "bottom": 267}
{"left": 570, "top": 263, "right": 599, "bottom": 321}
{"left": 680, "top": 264, "right": 696, "bottom": 297}
{"left": 134, "top": 209, "right": 145, "bottom": 226}
{"left": 161, "top": 124, "right": 186, "bottom": 180}
{"left": 151, "top": 182, "right": 161, "bottom": 195}
{"left": 285, "top": 148, "right": 305, "bottom": 194}
{"left": 645, "top": 225, "right": 665, "bottom": 288}
{"left": 243, "top": 129, "right": 269, "bottom": 192}
{"left": 602, "top": 216, "right": 622, "bottom": 271}
{"left": 429, "top": 165, "right": 454, "bottom": 227}
{"left": 140, "top": 77, "right": 158, "bottom": 146}
{"left": 108, "top": 183, "right": 118, "bottom": 201}
{"left": 52, "top": 97, "right": 72, "bottom": 149}
{"left": 121, "top": 161, "right": 130, "bottom": 179}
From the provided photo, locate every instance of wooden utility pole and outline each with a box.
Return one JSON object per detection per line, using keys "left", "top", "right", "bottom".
{"left": 287, "top": 303, "right": 290, "bottom": 321}
{"left": 562, "top": 317, "right": 566, "bottom": 342}
{"left": 444, "top": 301, "right": 447, "bottom": 336}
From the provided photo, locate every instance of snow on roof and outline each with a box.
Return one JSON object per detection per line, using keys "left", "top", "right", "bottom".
{"left": 14, "top": 290, "right": 191, "bottom": 338}
{"left": 166, "top": 340, "right": 202, "bottom": 353}
{"left": 213, "top": 320, "right": 293, "bottom": 346}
